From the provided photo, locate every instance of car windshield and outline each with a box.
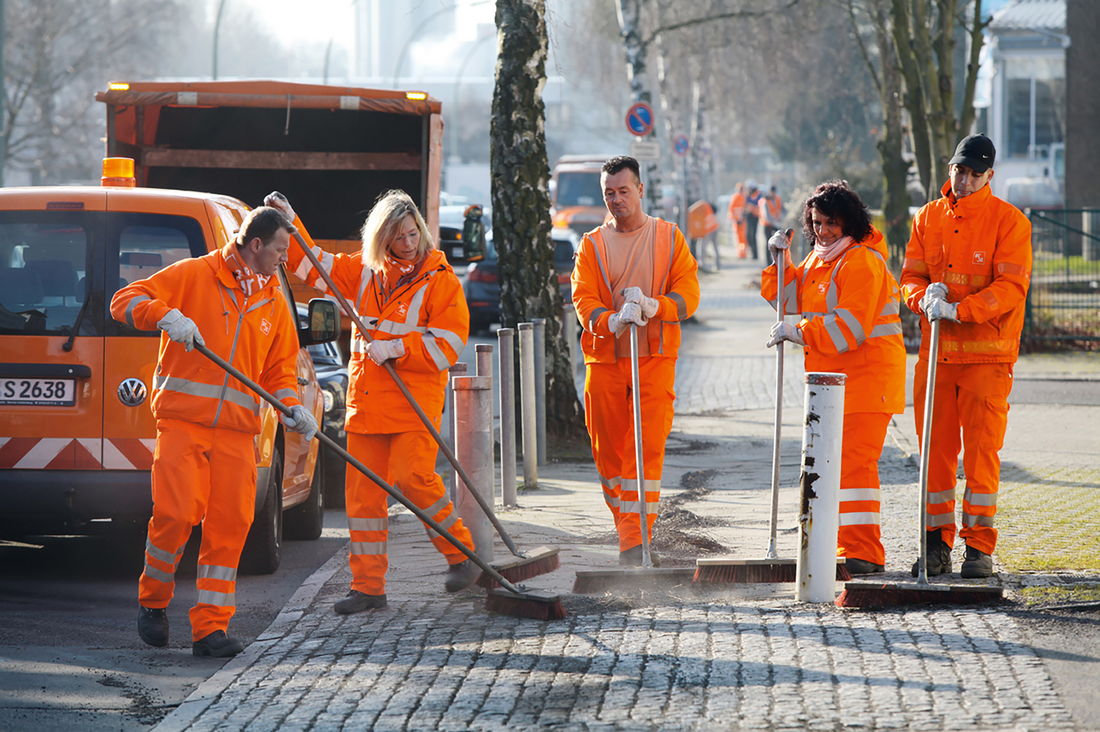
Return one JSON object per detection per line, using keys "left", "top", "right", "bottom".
{"left": 555, "top": 171, "right": 603, "bottom": 207}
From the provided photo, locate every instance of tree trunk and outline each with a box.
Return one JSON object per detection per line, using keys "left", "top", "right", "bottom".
{"left": 617, "top": 0, "right": 662, "bottom": 213}
{"left": 491, "top": 0, "right": 585, "bottom": 450}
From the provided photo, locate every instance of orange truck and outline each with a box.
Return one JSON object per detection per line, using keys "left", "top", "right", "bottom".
{"left": 550, "top": 155, "right": 612, "bottom": 237}
{"left": 0, "top": 167, "right": 339, "bottom": 574}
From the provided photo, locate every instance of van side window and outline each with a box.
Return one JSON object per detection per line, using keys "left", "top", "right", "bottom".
{"left": 0, "top": 213, "right": 91, "bottom": 335}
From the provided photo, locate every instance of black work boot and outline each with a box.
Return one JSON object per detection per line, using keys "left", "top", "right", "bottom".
{"left": 192, "top": 630, "right": 244, "bottom": 658}
{"left": 137, "top": 605, "right": 168, "bottom": 648}
{"left": 444, "top": 560, "right": 481, "bottom": 592}
{"left": 961, "top": 545, "right": 994, "bottom": 578}
{"left": 618, "top": 545, "right": 661, "bottom": 567}
{"left": 333, "top": 590, "right": 387, "bottom": 615}
{"left": 911, "top": 530, "right": 952, "bottom": 577}
{"left": 845, "top": 557, "right": 885, "bottom": 575}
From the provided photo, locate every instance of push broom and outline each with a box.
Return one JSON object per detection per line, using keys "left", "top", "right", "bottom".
{"left": 694, "top": 229, "right": 849, "bottom": 584}
{"left": 277, "top": 207, "right": 558, "bottom": 585}
{"left": 835, "top": 317, "right": 1002, "bottom": 609}
{"left": 194, "top": 341, "right": 566, "bottom": 620}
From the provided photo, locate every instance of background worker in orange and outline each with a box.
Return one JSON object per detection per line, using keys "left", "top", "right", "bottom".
{"left": 727, "top": 182, "right": 748, "bottom": 258}
{"left": 901, "top": 134, "right": 1031, "bottom": 579}
{"left": 761, "top": 181, "right": 905, "bottom": 575}
{"left": 265, "top": 190, "right": 479, "bottom": 614}
{"left": 571, "top": 155, "right": 700, "bottom": 566}
{"left": 110, "top": 207, "right": 317, "bottom": 658}
{"left": 760, "top": 185, "right": 784, "bottom": 243}
{"left": 743, "top": 182, "right": 763, "bottom": 261}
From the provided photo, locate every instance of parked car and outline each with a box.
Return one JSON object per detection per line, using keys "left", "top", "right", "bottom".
{"left": 307, "top": 337, "right": 349, "bottom": 508}
{"left": 439, "top": 204, "right": 492, "bottom": 268}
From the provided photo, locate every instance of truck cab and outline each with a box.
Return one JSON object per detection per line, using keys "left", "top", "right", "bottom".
{"left": 550, "top": 155, "right": 613, "bottom": 237}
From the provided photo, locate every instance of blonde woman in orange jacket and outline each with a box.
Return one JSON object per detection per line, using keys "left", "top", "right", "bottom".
{"left": 111, "top": 207, "right": 316, "bottom": 658}
{"left": 267, "top": 190, "right": 478, "bottom": 615}
{"left": 761, "top": 181, "right": 905, "bottom": 575}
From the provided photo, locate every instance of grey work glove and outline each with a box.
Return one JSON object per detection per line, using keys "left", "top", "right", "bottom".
{"left": 918, "top": 282, "right": 949, "bottom": 315}
{"left": 157, "top": 308, "right": 204, "bottom": 351}
{"left": 366, "top": 338, "right": 405, "bottom": 366}
{"left": 607, "top": 302, "right": 647, "bottom": 336}
{"left": 766, "top": 320, "right": 804, "bottom": 348}
{"left": 621, "top": 286, "right": 659, "bottom": 318}
{"left": 767, "top": 228, "right": 793, "bottom": 264}
{"left": 264, "top": 191, "right": 297, "bottom": 223}
{"left": 281, "top": 404, "right": 318, "bottom": 441}
{"left": 924, "top": 298, "right": 959, "bottom": 323}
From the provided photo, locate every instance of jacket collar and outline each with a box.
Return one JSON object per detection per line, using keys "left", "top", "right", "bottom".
{"left": 209, "top": 243, "right": 279, "bottom": 296}
{"left": 940, "top": 179, "right": 992, "bottom": 216}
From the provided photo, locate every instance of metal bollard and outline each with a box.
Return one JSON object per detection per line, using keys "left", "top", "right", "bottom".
{"left": 452, "top": 374, "right": 494, "bottom": 564}
{"left": 533, "top": 317, "right": 547, "bottom": 465}
{"left": 517, "top": 322, "right": 538, "bottom": 490}
{"left": 475, "top": 343, "right": 494, "bottom": 378}
{"left": 796, "top": 372, "right": 846, "bottom": 603}
{"left": 496, "top": 328, "right": 517, "bottom": 506}
{"left": 445, "top": 361, "right": 468, "bottom": 502}
{"left": 561, "top": 303, "right": 579, "bottom": 374}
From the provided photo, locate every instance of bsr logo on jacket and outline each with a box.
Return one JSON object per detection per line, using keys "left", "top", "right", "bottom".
{"left": 973, "top": 251, "right": 986, "bottom": 265}
{"left": 260, "top": 318, "right": 272, "bottom": 335}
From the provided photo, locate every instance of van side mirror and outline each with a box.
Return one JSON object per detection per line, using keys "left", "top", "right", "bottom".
{"left": 302, "top": 298, "right": 339, "bottom": 345}
{"left": 461, "top": 204, "right": 486, "bottom": 262}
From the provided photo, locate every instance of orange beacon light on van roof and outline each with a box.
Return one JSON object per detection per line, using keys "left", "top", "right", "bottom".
{"left": 101, "top": 157, "right": 136, "bottom": 188}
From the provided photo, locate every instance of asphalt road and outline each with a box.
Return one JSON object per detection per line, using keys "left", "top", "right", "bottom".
{"left": 0, "top": 509, "right": 349, "bottom": 730}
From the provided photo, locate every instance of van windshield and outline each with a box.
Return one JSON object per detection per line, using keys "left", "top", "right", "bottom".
{"left": 555, "top": 172, "right": 604, "bottom": 208}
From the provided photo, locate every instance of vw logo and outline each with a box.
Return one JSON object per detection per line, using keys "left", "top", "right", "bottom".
{"left": 117, "top": 378, "right": 148, "bottom": 407}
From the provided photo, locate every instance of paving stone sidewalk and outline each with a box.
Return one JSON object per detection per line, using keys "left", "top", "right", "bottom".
{"left": 156, "top": 254, "right": 1097, "bottom": 731}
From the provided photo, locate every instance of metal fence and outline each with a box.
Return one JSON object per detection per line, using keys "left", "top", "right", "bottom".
{"left": 1025, "top": 208, "right": 1100, "bottom": 347}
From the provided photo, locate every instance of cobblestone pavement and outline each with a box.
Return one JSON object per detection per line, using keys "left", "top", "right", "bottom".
{"left": 158, "top": 253, "right": 1099, "bottom": 731}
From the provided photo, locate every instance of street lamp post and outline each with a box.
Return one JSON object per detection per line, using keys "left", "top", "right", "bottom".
{"left": 212, "top": 0, "right": 228, "bottom": 80}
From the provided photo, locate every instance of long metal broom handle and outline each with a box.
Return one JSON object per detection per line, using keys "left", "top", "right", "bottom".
{"left": 766, "top": 237, "right": 787, "bottom": 560}
{"left": 290, "top": 231, "right": 524, "bottom": 558}
{"left": 917, "top": 318, "right": 941, "bottom": 586}
{"left": 192, "top": 341, "right": 525, "bottom": 596}
{"left": 630, "top": 324, "right": 652, "bottom": 569}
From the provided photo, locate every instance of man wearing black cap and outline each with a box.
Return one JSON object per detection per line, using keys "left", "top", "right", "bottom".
{"left": 900, "top": 134, "right": 1032, "bottom": 580}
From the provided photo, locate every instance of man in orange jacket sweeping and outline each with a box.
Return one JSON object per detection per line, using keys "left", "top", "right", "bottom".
{"left": 901, "top": 134, "right": 1032, "bottom": 579}
{"left": 571, "top": 155, "right": 700, "bottom": 565}
{"left": 111, "top": 207, "right": 317, "bottom": 657}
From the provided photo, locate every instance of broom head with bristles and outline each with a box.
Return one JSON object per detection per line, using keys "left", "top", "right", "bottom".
{"left": 477, "top": 546, "right": 561, "bottom": 589}
{"left": 572, "top": 567, "right": 695, "bottom": 594}
{"left": 485, "top": 587, "right": 568, "bottom": 620}
{"left": 693, "top": 557, "right": 851, "bottom": 584}
{"left": 835, "top": 579, "right": 1004, "bottom": 609}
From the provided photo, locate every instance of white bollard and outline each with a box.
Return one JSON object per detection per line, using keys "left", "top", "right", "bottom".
{"left": 446, "top": 361, "right": 467, "bottom": 502}
{"left": 475, "top": 343, "right": 494, "bottom": 379}
{"left": 561, "top": 303, "right": 580, "bottom": 374}
{"left": 796, "top": 371, "right": 846, "bottom": 603}
{"left": 496, "top": 328, "right": 517, "bottom": 506}
{"left": 517, "top": 322, "right": 538, "bottom": 490}
{"left": 533, "top": 318, "right": 547, "bottom": 465}
{"left": 452, "top": 374, "right": 494, "bottom": 564}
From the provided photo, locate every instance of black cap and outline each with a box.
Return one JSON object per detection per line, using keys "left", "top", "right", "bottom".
{"left": 948, "top": 134, "right": 996, "bottom": 173}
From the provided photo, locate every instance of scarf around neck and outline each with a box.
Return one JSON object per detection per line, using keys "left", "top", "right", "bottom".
{"left": 224, "top": 250, "right": 270, "bottom": 297}
{"left": 379, "top": 253, "right": 421, "bottom": 297}
{"left": 813, "top": 235, "right": 854, "bottom": 263}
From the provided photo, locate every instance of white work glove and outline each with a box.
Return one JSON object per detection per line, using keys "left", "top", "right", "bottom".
{"left": 157, "top": 308, "right": 204, "bottom": 351}
{"left": 621, "top": 286, "right": 659, "bottom": 319}
{"left": 924, "top": 298, "right": 959, "bottom": 323}
{"left": 767, "top": 228, "right": 793, "bottom": 264}
{"left": 366, "top": 338, "right": 405, "bottom": 365}
{"left": 607, "top": 302, "right": 647, "bottom": 337}
{"left": 918, "top": 282, "right": 949, "bottom": 314}
{"left": 263, "top": 191, "right": 297, "bottom": 223}
{"left": 766, "top": 320, "right": 804, "bottom": 348}
{"left": 280, "top": 404, "right": 318, "bottom": 442}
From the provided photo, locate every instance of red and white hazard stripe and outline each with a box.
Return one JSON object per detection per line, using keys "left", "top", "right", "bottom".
{"left": 0, "top": 437, "right": 154, "bottom": 470}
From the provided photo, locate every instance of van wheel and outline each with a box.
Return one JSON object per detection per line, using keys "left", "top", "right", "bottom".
{"left": 285, "top": 459, "right": 324, "bottom": 541}
{"left": 240, "top": 446, "right": 283, "bottom": 575}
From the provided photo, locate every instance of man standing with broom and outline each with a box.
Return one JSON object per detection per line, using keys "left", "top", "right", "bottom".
{"left": 571, "top": 155, "right": 700, "bottom": 566}
{"left": 901, "top": 134, "right": 1032, "bottom": 579}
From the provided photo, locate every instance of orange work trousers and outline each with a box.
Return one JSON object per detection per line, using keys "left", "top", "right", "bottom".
{"left": 837, "top": 412, "right": 891, "bottom": 566}
{"left": 345, "top": 430, "right": 474, "bottom": 595}
{"left": 584, "top": 356, "right": 676, "bottom": 552}
{"left": 914, "top": 360, "right": 1013, "bottom": 555}
{"left": 733, "top": 222, "right": 748, "bottom": 258}
{"left": 139, "top": 419, "right": 256, "bottom": 641}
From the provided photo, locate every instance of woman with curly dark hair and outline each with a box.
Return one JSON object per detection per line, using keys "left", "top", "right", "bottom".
{"left": 760, "top": 180, "right": 906, "bottom": 575}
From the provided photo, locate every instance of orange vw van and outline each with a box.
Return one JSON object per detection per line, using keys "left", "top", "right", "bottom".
{"left": 0, "top": 168, "right": 336, "bottom": 573}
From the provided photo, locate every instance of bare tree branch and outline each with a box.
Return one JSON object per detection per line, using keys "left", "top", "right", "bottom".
{"left": 641, "top": 0, "right": 801, "bottom": 48}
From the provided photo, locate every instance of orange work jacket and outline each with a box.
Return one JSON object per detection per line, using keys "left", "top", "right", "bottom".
{"left": 287, "top": 227, "right": 468, "bottom": 434}
{"left": 901, "top": 181, "right": 1032, "bottom": 364}
{"left": 762, "top": 228, "right": 905, "bottom": 414}
{"left": 571, "top": 217, "right": 700, "bottom": 364}
{"left": 110, "top": 244, "right": 302, "bottom": 434}
{"left": 728, "top": 192, "right": 746, "bottom": 222}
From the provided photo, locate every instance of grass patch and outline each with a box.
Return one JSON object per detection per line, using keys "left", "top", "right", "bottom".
{"left": 1020, "top": 584, "right": 1100, "bottom": 607}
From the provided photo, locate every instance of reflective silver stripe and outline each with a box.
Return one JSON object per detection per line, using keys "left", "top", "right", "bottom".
{"left": 196, "top": 589, "right": 236, "bottom": 607}
{"left": 965, "top": 492, "right": 998, "bottom": 507}
{"left": 879, "top": 299, "right": 899, "bottom": 317}
{"left": 425, "top": 510, "right": 459, "bottom": 538}
{"left": 197, "top": 564, "right": 237, "bottom": 582}
{"left": 143, "top": 564, "right": 174, "bottom": 584}
{"left": 782, "top": 278, "right": 799, "bottom": 315}
{"left": 963, "top": 513, "right": 995, "bottom": 528}
{"left": 603, "top": 490, "right": 620, "bottom": 509}
{"left": 423, "top": 334, "right": 452, "bottom": 370}
{"left": 869, "top": 322, "right": 903, "bottom": 337}
{"left": 145, "top": 538, "right": 180, "bottom": 565}
{"left": 643, "top": 479, "right": 661, "bottom": 493}
{"left": 375, "top": 318, "right": 425, "bottom": 336}
{"left": 928, "top": 488, "right": 955, "bottom": 505}
{"left": 667, "top": 292, "right": 687, "bottom": 321}
{"left": 619, "top": 500, "right": 660, "bottom": 514}
{"left": 125, "top": 295, "right": 151, "bottom": 328}
{"left": 834, "top": 307, "right": 866, "bottom": 345}
{"left": 588, "top": 307, "right": 609, "bottom": 330}
{"left": 273, "top": 388, "right": 297, "bottom": 402}
{"left": 357, "top": 267, "right": 372, "bottom": 305}
{"left": 838, "top": 512, "right": 880, "bottom": 526}
{"left": 350, "top": 541, "right": 387, "bottom": 555}
{"left": 245, "top": 297, "right": 273, "bottom": 314}
{"left": 821, "top": 313, "right": 850, "bottom": 353}
{"left": 421, "top": 496, "right": 450, "bottom": 518}
{"left": 589, "top": 235, "right": 614, "bottom": 295}
{"left": 429, "top": 326, "right": 465, "bottom": 354}
{"left": 928, "top": 513, "right": 955, "bottom": 528}
{"left": 404, "top": 281, "right": 430, "bottom": 326}
{"left": 154, "top": 374, "right": 260, "bottom": 415}
{"left": 348, "top": 516, "right": 388, "bottom": 532}
{"left": 350, "top": 338, "right": 368, "bottom": 354}
{"left": 599, "top": 476, "right": 621, "bottom": 489}
{"left": 839, "top": 488, "right": 880, "bottom": 503}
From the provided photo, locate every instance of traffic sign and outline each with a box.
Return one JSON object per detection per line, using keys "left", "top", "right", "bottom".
{"left": 630, "top": 139, "right": 660, "bottom": 161}
{"left": 625, "top": 102, "right": 655, "bottom": 137}
{"left": 673, "top": 134, "right": 690, "bottom": 157}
